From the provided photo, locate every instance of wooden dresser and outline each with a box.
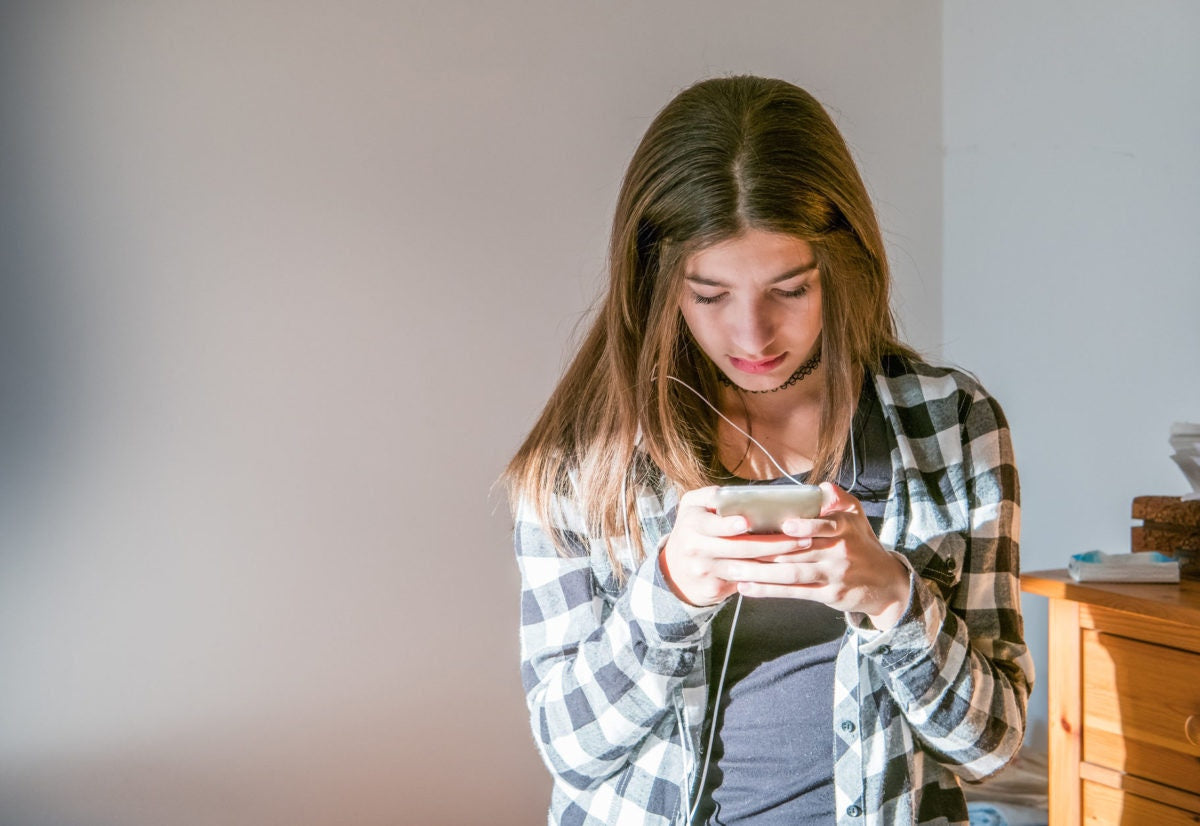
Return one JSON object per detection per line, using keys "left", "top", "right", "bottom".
{"left": 1021, "top": 570, "right": 1200, "bottom": 825}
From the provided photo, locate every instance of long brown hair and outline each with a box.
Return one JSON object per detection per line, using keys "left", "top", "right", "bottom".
{"left": 505, "top": 76, "right": 914, "bottom": 570}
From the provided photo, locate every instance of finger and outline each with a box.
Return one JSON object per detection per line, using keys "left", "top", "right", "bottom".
{"left": 780, "top": 515, "right": 840, "bottom": 538}
{"left": 706, "top": 534, "right": 809, "bottom": 559}
{"left": 737, "top": 581, "right": 828, "bottom": 600}
{"left": 676, "top": 486, "right": 745, "bottom": 534}
{"left": 757, "top": 543, "right": 819, "bottom": 563}
{"left": 818, "top": 481, "right": 864, "bottom": 516}
{"left": 690, "top": 508, "right": 749, "bottom": 537}
{"left": 678, "top": 485, "right": 720, "bottom": 509}
{"left": 715, "top": 558, "right": 824, "bottom": 585}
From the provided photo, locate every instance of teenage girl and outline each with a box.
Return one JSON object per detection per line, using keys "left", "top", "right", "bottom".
{"left": 505, "top": 75, "right": 1032, "bottom": 826}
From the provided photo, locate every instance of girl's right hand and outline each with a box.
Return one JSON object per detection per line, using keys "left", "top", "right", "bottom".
{"left": 658, "top": 486, "right": 808, "bottom": 607}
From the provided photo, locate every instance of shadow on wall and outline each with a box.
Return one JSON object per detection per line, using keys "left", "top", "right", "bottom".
{"left": 0, "top": 174, "right": 62, "bottom": 551}
{"left": 0, "top": 702, "right": 546, "bottom": 826}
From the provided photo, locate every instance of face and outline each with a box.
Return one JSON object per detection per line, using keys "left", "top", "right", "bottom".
{"left": 678, "top": 229, "right": 822, "bottom": 392}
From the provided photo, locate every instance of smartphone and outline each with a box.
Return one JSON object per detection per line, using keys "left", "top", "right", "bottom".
{"left": 714, "top": 484, "right": 823, "bottom": 534}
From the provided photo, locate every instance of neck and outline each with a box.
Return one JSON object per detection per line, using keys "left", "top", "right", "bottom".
{"left": 714, "top": 366, "right": 825, "bottom": 479}
{"left": 718, "top": 362, "right": 825, "bottom": 423}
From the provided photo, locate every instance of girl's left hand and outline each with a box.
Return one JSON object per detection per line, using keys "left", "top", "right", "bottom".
{"left": 729, "top": 482, "right": 912, "bottom": 629}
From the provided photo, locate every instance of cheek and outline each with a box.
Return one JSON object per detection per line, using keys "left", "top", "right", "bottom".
{"left": 793, "top": 295, "right": 823, "bottom": 332}
{"left": 679, "top": 306, "right": 719, "bottom": 350}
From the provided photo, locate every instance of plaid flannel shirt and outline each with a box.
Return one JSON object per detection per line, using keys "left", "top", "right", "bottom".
{"left": 514, "top": 358, "right": 1033, "bottom": 825}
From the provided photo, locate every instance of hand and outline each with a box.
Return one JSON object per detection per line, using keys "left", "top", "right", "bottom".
{"left": 728, "top": 483, "right": 912, "bottom": 629}
{"left": 658, "top": 486, "right": 812, "bottom": 607}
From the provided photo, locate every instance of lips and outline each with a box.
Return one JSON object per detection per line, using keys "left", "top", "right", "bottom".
{"left": 728, "top": 353, "right": 787, "bottom": 374}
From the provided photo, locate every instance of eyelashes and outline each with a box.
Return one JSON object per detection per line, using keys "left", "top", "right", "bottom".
{"left": 689, "top": 284, "right": 810, "bottom": 305}
{"left": 776, "top": 285, "right": 810, "bottom": 299}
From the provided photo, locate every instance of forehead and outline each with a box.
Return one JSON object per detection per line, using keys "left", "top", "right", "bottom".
{"left": 684, "top": 230, "right": 816, "bottom": 282}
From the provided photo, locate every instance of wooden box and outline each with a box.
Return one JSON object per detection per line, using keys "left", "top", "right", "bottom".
{"left": 1131, "top": 496, "right": 1200, "bottom": 580}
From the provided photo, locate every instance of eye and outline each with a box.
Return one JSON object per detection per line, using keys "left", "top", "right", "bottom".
{"left": 776, "top": 284, "right": 810, "bottom": 299}
{"left": 691, "top": 291, "right": 726, "bottom": 305}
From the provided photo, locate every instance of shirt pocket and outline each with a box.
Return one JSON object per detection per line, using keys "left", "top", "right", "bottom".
{"left": 915, "top": 531, "right": 965, "bottom": 599}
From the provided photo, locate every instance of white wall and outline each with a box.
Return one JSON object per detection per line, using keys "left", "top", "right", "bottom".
{"left": 943, "top": 1, "right": 1200, "bottom": 747}
{"left": 0, "top": 3, "right": 942, "bottom": 823}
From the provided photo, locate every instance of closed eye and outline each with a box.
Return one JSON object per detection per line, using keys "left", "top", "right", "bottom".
{"left": 775, "top": 284, "right": 810, "bottom": 299}
{"left": 690, "top": 291, "right": 727, "bottom": 305}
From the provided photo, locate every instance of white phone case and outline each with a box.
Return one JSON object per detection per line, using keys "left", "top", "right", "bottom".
{"left": 713, "top": 484, "right": 822, "bottom": 534}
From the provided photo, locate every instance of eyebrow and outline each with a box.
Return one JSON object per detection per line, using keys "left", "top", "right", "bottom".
{"left": 684, "top": 262, "right": 818, "bottom": 288}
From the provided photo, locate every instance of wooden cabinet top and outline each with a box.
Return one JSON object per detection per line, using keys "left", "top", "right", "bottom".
{"left": 1021, "top": 569, "right": 1200, "bottom": 627}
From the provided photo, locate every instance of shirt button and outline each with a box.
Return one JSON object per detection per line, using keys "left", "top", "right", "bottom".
{"left": 846, "top": 805, "right": 862, "bottom": 817}
{"left": 840, "top": 720, "right": 856, "bottom": 733}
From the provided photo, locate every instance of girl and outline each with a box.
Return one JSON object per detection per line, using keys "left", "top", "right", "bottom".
{"left": 505, "top": 76, "right": 1032, "bottom": 826}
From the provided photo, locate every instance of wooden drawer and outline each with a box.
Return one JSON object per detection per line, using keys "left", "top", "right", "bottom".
{"left": 1083, "top": 780, "right": 1200, "bottom": 824}
{"left": 1082, "top": 630, "right": 1200, "bottom": 796}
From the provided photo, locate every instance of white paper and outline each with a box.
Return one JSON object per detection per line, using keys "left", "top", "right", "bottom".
{"left": 1068, "top": 550, "right": 1181, "bottom": 583}
{"left": 1169, "top": 421, "right": 1200, "bottom": 498}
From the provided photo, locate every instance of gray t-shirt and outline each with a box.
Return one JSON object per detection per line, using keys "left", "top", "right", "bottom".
{"left": 697, "top": 379, "right": 893, "bottom": 825}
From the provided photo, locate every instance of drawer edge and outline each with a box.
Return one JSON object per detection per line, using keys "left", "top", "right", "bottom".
{"left": 1081, "top": 761, "right": 1200, "bottom": 814}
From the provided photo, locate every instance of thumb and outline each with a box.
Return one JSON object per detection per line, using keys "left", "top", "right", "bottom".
{"left": 818, "top": 481, "right": 862, "bottom": 516}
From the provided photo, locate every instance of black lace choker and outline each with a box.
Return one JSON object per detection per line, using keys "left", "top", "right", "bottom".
{"left": 717, "top": 350, "right": 821, "bottom": 394}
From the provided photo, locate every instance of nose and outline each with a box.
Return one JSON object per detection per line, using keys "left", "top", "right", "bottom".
{"left": 731, "top": 298, "right": 776, "bottom": 355}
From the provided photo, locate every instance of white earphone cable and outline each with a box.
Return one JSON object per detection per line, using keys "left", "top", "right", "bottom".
{"left": 667, "top": 372, "right": 859, "bottom": 823}
{"left": 665, "top": 375, "right": 858, "bottom": 492}
{"left": 686, "top": 591, "right": 742, "bottom": 825}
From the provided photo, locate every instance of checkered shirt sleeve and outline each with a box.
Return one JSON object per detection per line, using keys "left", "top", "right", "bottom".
{"left": 833, "top": 364, "right": 1033, "bottom": 824}
{"left": 514, "top": 490, "right": 716, "bottom": 825}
